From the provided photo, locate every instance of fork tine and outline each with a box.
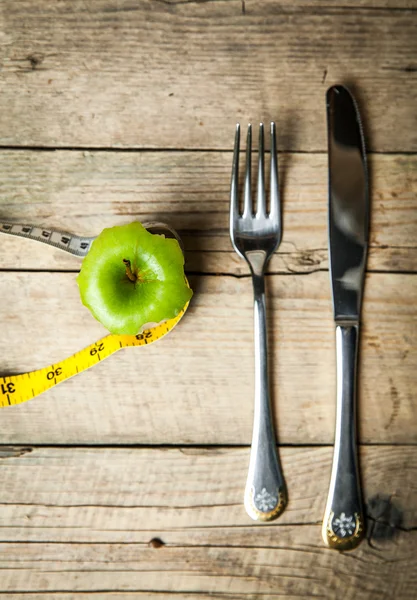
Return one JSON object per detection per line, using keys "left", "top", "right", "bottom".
{"left": 230, "top": 123, "right": 240, "bottom": 222}
{"left": 269, "top": 122, "right": 280, "bottom": 222}
{"left": 256, "top": 123, "right": 266, "bottom": 217}
{"left": 243, "top": 124, "right": 252, "bottom": 218}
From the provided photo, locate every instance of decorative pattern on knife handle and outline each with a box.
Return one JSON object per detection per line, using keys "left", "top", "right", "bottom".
{"left": 324, "top": 511, "right": 364, "bottom": 551}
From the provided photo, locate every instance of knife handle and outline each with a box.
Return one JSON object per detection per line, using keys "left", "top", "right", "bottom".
{"left": 322, "top": 324, "right": 365, "bottom": 551}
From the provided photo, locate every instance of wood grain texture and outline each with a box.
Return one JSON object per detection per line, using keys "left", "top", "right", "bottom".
{"left": 0, "top": 596, "right": 272, "bottom": 600}
{"left": 0, "top": 596, "right": 301, "bottom": 600}
{"left": 0, "top": 596, "right": 324, "bottom": 600}
{"left": 1, "top": 537, "right": 416, "bottom": 597}
{"left": 1, "top": 445, "right": 415, "bottom": 534}
{"left": 0, "top": 446, "right": 416, "bottom": 597}
{"left": 0, "top": 596, "right": 250, "bottom": 600}
{"left": 0, "top": 271, "right": 415, "bottom": 444}
{"left": 0, "top": 596, "right": 238, "bottom": 600}
{"left": 0, "top": 150, "right": 415, "bottom": 273}
{"left": 0, "top": 1, "right": 416, "bottom": 151}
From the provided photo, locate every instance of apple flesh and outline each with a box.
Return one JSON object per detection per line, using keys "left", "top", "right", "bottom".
{"left": 77, "top": 222, "right": 192, "bottom": 335}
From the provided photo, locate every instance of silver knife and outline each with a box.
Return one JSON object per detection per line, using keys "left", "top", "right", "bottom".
{"left": 322, "top": 85, "right": 369, "bottom": 551}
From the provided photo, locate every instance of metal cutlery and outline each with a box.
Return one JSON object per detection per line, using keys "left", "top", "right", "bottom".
{"left": 322, "top": 85, "right": 369, "bottom": 550}
{"left": 230, "top": 122, "right": 287, "bottom": 521}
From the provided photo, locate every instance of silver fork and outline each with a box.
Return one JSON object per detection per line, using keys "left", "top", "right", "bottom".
{"left": 230, "top": 122, "right": 287, "bottom": 522}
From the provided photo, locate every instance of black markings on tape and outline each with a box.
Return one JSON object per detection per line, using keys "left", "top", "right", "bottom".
{"left": 90, "top": 342, "right": 104, "bottom": 358}
{"left": 1, "top": 223, "right": 94, "bottom": 259}
{"left": 135, "top": 332, "right": 152, "bottom": 341}
{"left": 1, "top": 382, "right": 15, "bottom": 394}
{"left": 47, "top": 367, "right": 62, "bottom": 380}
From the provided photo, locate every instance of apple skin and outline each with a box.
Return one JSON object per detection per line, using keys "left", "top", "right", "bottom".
{"left": 77, "top": 222, "right": 192, "bottom": 335}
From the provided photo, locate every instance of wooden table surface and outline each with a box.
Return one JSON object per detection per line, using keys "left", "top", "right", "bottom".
{"left": 0, "top": 1, "right": 416, "bottom": 598}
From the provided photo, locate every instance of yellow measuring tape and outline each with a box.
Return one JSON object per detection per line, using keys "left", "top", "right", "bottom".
{"left": 0, "top": 308, "right": 186, "bottom": 408}
{"left": 0, "top": 220, "right": 189, "bottom": 408}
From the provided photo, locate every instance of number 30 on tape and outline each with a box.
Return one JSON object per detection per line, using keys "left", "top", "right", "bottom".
{"left": 0, "top": 307, "right": 187, "bottom": 408}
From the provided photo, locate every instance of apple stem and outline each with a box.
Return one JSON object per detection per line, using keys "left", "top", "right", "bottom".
{"left": 123, "top": 259, "right": 137, "bottom": 283}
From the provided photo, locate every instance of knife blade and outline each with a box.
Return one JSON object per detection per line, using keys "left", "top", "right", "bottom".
{"left": 322, "top": 85, "right": 369, "bottom": 551}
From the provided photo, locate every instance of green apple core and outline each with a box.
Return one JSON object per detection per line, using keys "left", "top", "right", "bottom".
{"left": 77, "top": 222, "right": 192, "bottom": 335}
{"left": 123, "top": 258, "right": 152, "bottom": 284}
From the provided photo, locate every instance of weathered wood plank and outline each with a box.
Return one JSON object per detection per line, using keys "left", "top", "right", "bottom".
{"left": 1, "top": 445, "right": 415, "bottom": 536}
{"left": 0, "top": 446, "right": 416, "bottom": 597}
{"left": 0, "top": 596, "right": 294, "bottom": 600}
{"left": 0, "top": 271, "right": 414, "bottom": 444}
{"left": 0, "top": 151, "right": 415, "bottom": 273}
{"left": 0, "top": 596, "right": 262, "bottom": 600}
{"left": 0, "top": 1, "right": 415, "bottom": 151}
{"left": 1, "top": 537, "right": 416, "bottom": 597}
{"left": 0, "top": 596, "right": 284, "bottom": 600}
{"left": 0, "top": 596, "right": 241, "bottom": 600}
{"left": 0, "top": 596, "right": 217, "bottom": 600}
{"left": 0, "top": 596, "right": 304, "bottom": 600}
{"left": 138, "top": 0, "right": 417, "bottom": 6}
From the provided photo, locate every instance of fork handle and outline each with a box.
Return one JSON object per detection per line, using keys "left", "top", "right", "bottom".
{"left": 322, "top": 324, "right": 365, "bottom": 550}
{"left": 244, "top": 271, "right": 287, "bottom": 522}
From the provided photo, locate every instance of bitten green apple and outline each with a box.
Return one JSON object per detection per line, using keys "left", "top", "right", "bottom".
{"left": 77, "top": 222, "right": 192, "bottom": 335}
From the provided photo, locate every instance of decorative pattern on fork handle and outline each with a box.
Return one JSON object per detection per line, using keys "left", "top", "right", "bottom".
{"left": 229, "top": 122, "right": 287, "bottom": 522}
{"left": 248, "top": 486, "right": 287, "bottom": 522}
